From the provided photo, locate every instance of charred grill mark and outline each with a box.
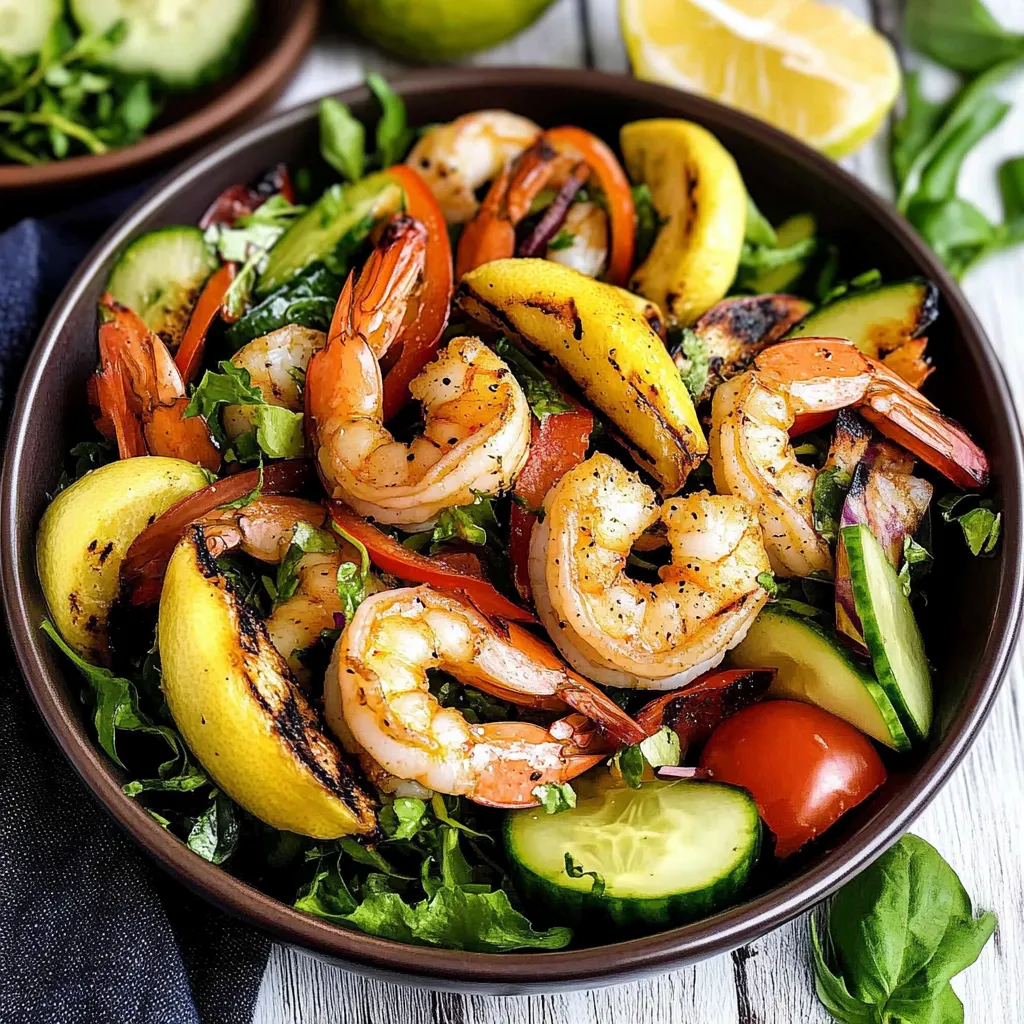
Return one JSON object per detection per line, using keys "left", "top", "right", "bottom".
{"left": 188, "top": 526, "right": 376, "bottom": 823}
{"left": 97, "top": 541, "right": 114, "bottom": 565}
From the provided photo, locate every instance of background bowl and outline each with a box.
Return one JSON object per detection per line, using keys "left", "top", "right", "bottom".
{"left": 3, "top": 68, "right": 1023, "bottom": 993}
{"left": 0, "top": 0, "right": 318, "bottom": 197}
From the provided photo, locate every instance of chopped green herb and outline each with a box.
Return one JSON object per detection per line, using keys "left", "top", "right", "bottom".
{"left": 532, "top": 783, "right": 577, "bottom": 815}
{"left": 491, "top": 335, "right": 573, "bottom": 418}
{"left": 638, "top": 726, "right": 681, "bottom": 769}
{"left": 547, "top": 228, "right": 575, "bottom": 251}
{"left": 812, "top": 468, "right": 852, "bottom": 544}
{"left": 430, "top": 494, "right": 500, "bottom": 551}
{"left": 676, "top": 328, "right": 709, "bottom": 399}
{"left": 757, "top": 571, "right": 779, "bottom": 598}
{"left": 938, "top": 492, "right": 1002, "bottom": 556}
{"left": 631, "top": 183, "right": 663, "bottom": 264}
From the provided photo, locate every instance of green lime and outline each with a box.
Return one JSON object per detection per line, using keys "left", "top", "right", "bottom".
{"left": 341, "top": 0, "right": 557, "bottom": 62}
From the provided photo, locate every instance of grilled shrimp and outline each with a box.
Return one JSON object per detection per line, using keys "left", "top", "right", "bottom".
{"left": 405, "top": 110, "right": 541, "bottom": 223}
{"left": 306, "top": 219, "right": 531, "bottom": 529}
{"left": 197, "top": 496, "right": 374, "bottom": 681}
{"left": 325, "top": 585, "right": 644, "bottom": 808}
{"left": 529, "top": 452, "right": 773, "bottom": 690}
{"left": 545, "top": 201, "right": 609, "bottom": 278}
{"left": 90, "top": 295, "right": 219, "bottom": 472}
{"left": 709, "top": 337, "right": 989, "bottom": 577}
{"left": 221, "top": 324, "right": 325, "bottom": 444}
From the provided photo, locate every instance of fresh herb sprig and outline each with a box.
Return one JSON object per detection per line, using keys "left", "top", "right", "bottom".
{"left": 0, "top": 19, "right": 160, "bottom": 166}
{"left": 811, "top": 834, "right": 996, "bottom": 1023}
{"left": 894, "top": 1, "right": 1024, "bottom": 279}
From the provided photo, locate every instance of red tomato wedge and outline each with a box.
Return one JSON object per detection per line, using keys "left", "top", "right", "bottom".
{"left": 327, "top": 501, "right": 535, "bottom": 623}
{"left": 509, "top": 406, "right": 593, "bottom": 601}
{"left": 635, "top": 668, "right": 775, "bottom": 748}
{"left": 700, "top": 700, "right": 887, "bottom": 858}
{"left": 120, "top": 459, "right": 316, "bottom": 605}
{"left": 174, "top": 263, "right": 236, "bottom": 383}
{"left": 544, "top": 126, "right": 635, "bottom": 286}
{"left": 380, "top": 165, "right": 453, "bottom": 422}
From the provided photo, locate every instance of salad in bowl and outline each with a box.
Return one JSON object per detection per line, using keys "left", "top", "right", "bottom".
{"left": 34, "top": 79, "right": 997, "bottom": 954}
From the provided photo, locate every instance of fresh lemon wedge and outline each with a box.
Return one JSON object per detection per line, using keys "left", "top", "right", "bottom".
{"left": 620, "top": 0, "right": 901, "bottom": 158}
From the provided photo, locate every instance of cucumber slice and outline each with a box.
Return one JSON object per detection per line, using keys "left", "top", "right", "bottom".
{"left": 0, "top": 0, "right": 61, "bottom": 56}
{"left": 842, "top": 524, "right": 933, "bottom": 741}
{"left": 748, "top": 213, "right": 816, "bottom": 294}
{"left": 504, "top": 774, "right": 760, "bottom": 932}
{"left": 70, "top": 0, "right": 254, "bottom": 89}
{"left": 257, "top": 173, "right": 403, "bottom": 297}
{"left": 728, "top": 605, "right": 909, "bottom": 751}
{"left": 785, "top": 279, "right": 938, "bottom": 358}
{"left": 106, "top": 226, "right": 218, "bottom": 349}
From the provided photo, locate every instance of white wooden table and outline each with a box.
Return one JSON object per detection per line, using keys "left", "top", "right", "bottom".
{"left": 254, "top": 2, "right": 1024, "bottom": 1020}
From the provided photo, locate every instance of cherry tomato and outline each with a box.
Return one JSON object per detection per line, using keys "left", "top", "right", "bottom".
{"left": 699, "top": 700, "right": 886, "bottom": 858}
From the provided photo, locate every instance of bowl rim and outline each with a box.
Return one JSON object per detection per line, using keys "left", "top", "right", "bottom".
{"left": 0, "top": 0, "right": 318, "bottom": 190}
{"left": 3, "top": 66, "right": 1023, "bottom": 990}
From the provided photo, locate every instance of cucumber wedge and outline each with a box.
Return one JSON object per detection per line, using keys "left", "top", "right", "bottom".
{"left": 728, "top": 605, "right": 909, "bottom": 751}
{"left": 257, "top": 173, "right": 403, "bottom": 297}
{"left": 842, "top": 524, "right": 933, "bottom": 741}
{"left": 505, "top": 774, "right": 760, "bottom": 932}
{"left": 71, "top": 0, "right": 254, "bottom": 89}
{"left": 106, "top": 226, "right": 218, "bottom": 349}
{"left": 785, "top": 279, "right": 938, "bottom": 358}
{"left": 0, "top": 0, "right": 61, "bottom": 56}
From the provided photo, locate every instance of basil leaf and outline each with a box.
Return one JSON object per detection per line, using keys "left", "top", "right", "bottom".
{"left": 813, "top": 835, "right": 996, "bottom": 1023}
{"left": 892, "top": 72, "right": 949, "bottom": 192}
{"left": 676, "top": 328, "right": 709, "bottom": 399}
{"left": 915, "top": 95, "right": 1010, "bottom": 204}
{"left": 367, "top": 72, "right": 410, "bottom": 168}
{"left": 998, "top": 156, "right": 1024, "bottom": 243}
{"left": 564, "top": 853, "right": 606, "bottom": 897}
{"left": 897, "top": 59, "right": 1023, "bottom": 213}
{"left": 905, "top": 0, "right": 1024, "bottom": 74}
{"left": 491, "top": 334, "right": 573, "bottom": 418}
{"left": 319, "top": 97, "right": 365, "bottom": 182}
{"left": 898, "top": 535, "right": 934, "bottom": 598}
{"left": 532, "top": 783, "right": 577, "bottom": 815}
{"left": 906, "top": 197, "right": 1001, "bottom": 279}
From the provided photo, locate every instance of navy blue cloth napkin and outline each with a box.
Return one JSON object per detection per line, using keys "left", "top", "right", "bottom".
{"left": 0, "top": 189, "right": 271, "bottom": 1024}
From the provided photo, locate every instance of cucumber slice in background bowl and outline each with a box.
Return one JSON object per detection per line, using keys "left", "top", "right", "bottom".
{"left": 70, "top": 0, "right": 255, "bottom": 89}
{"left": 504, "top": 774, "right": 760, "bottom": 934}
{"left": 728, "top": 605, "right": 910, "bottom": 750}
{"left": 843, "top": 523, "right": 933, "bottom": 741}
{"left": 105, "top": 226, "right": 217, "bottom": 348}
{"left": 0, "top": 0, "right": 62, "bottom": 56}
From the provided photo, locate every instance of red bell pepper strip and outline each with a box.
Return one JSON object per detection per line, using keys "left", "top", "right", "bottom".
{"left": 199, "top": 164, "right": 295, "bottom": 229}
{"left": 544, "top": 126, "right": 635, "bottom": 287}
{"left": 509, "top": 406, "right": 593, "bottom": 602}
{"left": 635, "top": 668, "right": 776, "bottom": 749}
{"left": 174, "top": 263, "right": 236, "bottom": 384}
{"left": 790, "top": 410, "right": 836, "bottom": 437}
{"left": 327, "top": 501, "right": 535, "bottom": 623}
{"left": 380, "top": 165, "right": 453, "bottom": 422}
{"left": 120, "top": 459, "right": 316, "bottom": 605}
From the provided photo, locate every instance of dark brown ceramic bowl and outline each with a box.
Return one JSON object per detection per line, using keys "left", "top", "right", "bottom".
{"left": 3, "top": 69, "right": 1023, "bottom": 993}
{"left": 0, "top": 0, "right": 317, "bottom": 195}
